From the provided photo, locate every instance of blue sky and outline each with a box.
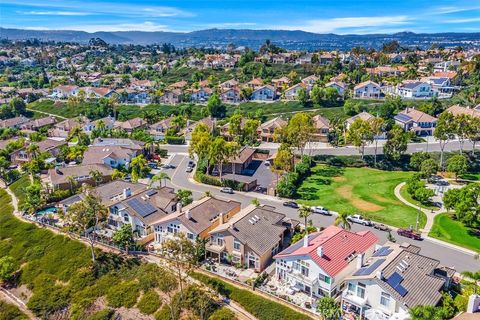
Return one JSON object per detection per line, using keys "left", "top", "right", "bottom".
{"left": 1, "top": 0, "right": 480, "bottom": 34}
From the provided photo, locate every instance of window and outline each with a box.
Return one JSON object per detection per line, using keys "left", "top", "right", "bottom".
{"left": 187, "top": 232, "right": 195, "bottom": 240}
{"left": 319, "top": 274, "right": 331, "bottom": 284}
{"left": 233, "top": 239, "right": 241, "bottom": 251}
{"left": 357, "top": 283, "right": 366, "bottom": 299}
{"left": 380, "top": 292, "right": 390, "bottom": 307}
{"left": 347, "top": 282, "right": 356, "bottom": 293}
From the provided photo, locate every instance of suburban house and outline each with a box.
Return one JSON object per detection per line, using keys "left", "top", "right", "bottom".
{"left": 114, "top": 117, "right": 147, "bottom": 133}
{"left": 118, "top": 88, "right": 150, "bottom": 104}
{"left": 52, "top": 85, "right": 79, "bottom": 98}
{"left": 251, "top": 85, "right": 276, "bottom": 101}
{"left": 190, "top": 87, "right": 213, "bottom": 102}
{"left": 82, "top": 145, "right": 139, "bottom": 168}
{"left": 354, "top": 81, "right": 382, "bottom": 99}
{"left": 218, "top": 79, "right": 239, "bottom": 91}
{"left": 48, "top": 116, "right": 95, "bottom": 138}
{"left": 84, "top": 87, "right": 116, "bottom": 99}
{"left": 0, "top": 116, "right": 29, "bottom": 129}
{"left": 153, "top": 196, "right": 241, "bottom": 245}
{"left": 246, "top": 78, "right": 264, "bottom": 90}
{"left": 302, "top": 75, "right": 319, "bottom": 90}
{"left": 149, "top": 116, "right": 175, "bottom": 140}
{"left": 342, "top": 242, "right": 455, "bottom": 320}
{"left": 257, "top": 117, "right": 287, "bottom": 142}
{"left": 11, "top": 139, "right": 67, "bottom": 165}
{"left": 344, "top": 112, "right": 375, "bottom": 131}
{"left": 424, "top": 77, "right": 454, "bottom": 95}
{"left": 220, "top": 87, "right": 241, "bottom": 103}
{"left": 284, "top": 83, "right": 307, "bottom": 100}
{"left": 311, "top": 115, "right": 330, "bottom": 142}
{"left": 325, "top": 81, "right": 346, "bottom": 95}
{"left": 396, "top": 81, "right": 434, "bottom": 99}
{"left": 207, "top": 205, "right": 298, "bottom": 272}
{"left": 20, "top": 116, "right": 57, "bottom": 131}
{"left": 446, "top": 104, "right": 480, "bottom": 119}
{"left": 219, "top": 117, "right": 246, "bottom": 141}
{"left": 46, "top": 164, "right": 112, "bottom": 190}
{"left": 221, "top": 146, "right": 255, "bottom": 175}
{"left": 274, "top": 225, "right": 378, "bottom": 298}
{"left": 159, "top": 89, "right": 182, "bottom": 105}
{"left": 394, "top": 108, "right": 437, "bottom": 136}
{"left": 272, "top": 76, "right": 291, "bottom": 89}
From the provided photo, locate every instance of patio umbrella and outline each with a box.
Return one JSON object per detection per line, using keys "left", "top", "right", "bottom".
{"left": 364, "top": 309, "right": 389, "bottom": 320}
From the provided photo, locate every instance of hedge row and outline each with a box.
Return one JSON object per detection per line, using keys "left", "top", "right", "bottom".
{"left": 191, "top": 272, "right": 313, "bottom": 320}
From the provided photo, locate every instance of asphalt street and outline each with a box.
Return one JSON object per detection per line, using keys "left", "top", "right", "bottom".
{"left": 159, "top": 154, "right": 480, "bottom": 272}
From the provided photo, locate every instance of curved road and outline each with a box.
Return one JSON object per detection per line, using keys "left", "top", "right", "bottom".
{"left": 159, "top": 153, "right": 479, "bottom": 272}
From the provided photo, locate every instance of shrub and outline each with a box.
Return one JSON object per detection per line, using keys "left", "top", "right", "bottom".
{"left": 166, "top": 136, "right": 185, "bottom": 145}
{"left": 222, "top": 179, "right": 245, "bottom": 191}
{"left": 137, "top": 290, "right": 162, "bottom": 315}
{"left": 106, "top": 281, "right": 140, "bottom": 308}
{"left": 208, "top": 307, "right": 236, "bottom": 320}
{"left": 155, "top": 304, "right": 180, "bottom": 320}
{"left": 191, "top": 272, "right": 312, "bottom": 320}
{"left": 0, "top": 301, "right": 28, "bottom": 320}
{"left": 86, "top": 309, "right": 115, "bottom": 320}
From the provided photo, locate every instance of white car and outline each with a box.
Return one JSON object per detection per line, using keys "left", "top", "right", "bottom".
{"left": 347, "top": 214, "right": 372, "bottom": 226}
{"left": 220, "top": 187, "right": 234, "bottom": 194}
{"left": 311, "top": 206, "right": 331, "bottom": 215}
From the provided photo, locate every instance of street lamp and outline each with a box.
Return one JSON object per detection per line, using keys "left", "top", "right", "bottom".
{"left": 416, "top": 208, "right": 420, "bottom": 231}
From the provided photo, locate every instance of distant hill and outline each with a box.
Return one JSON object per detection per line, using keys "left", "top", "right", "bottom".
{"left": 1, "top": 27, "right": 479, "bottom": 50}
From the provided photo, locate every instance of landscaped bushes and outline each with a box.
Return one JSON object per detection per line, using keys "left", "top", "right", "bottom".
{"left": 0, "top": 301, "right": 28, "bottom": 320}
{"left": 137, "top": 290, "right": 162, "bottom": 315}
{"left": 106, "top": 281, "right": 140, "bottom": 308}
{"left": 194, "top": 157, "right": 222, "bottom": 186}
{"left": 191, "top": 272, "right": 312, "bottom": 320}
{"left": 222, "top": 178, "right": 246, "bottom": 191}
{"left": 208, "top": 307, "right": 237, "bottom": 320}
{"left": 166, "top": 135, "right": 185, "bottom": 145}
{"left": 86, "top": 309, "right": 115, "bottom": 320}
{"left": 406, "top": 174, "right": 434, "bottom": 205}
{"left": 276, "top": 156, "right": 313, "bottom": 198}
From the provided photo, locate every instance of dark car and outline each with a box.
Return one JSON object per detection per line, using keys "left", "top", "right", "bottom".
{"left": 283, "top": 201, "right": 299, "bottom": 209}
{"left": 147, "top": 162, "right": 158, "bottom": 169}
{"left": 188, "top": 160, "right": 196, "bottom": 168}
{"left": 162, "top": 164, "right": 176, "bottom": 169}
{"left": 397, "top": 228, "right": 422, "bottom": 240}
{"left": 373, "top": 223, "right": 390, "bottom": 232}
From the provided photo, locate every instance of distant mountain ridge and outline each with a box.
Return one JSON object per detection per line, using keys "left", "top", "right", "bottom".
{"left": 1, "top": 27, "right": 479, "bottom": 50}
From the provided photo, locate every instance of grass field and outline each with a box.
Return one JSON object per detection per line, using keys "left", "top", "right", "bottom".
{"left": 429, "top": 213, "right": 480, "bottom": 253}
{"left": 399, "top": 183, "right": 440, "bottom": 211}
{"left": 297, "top": 165, "right": 426, "bottom": 228}
{"left": 9, "top": 175, "right": 30, "bottom": 208}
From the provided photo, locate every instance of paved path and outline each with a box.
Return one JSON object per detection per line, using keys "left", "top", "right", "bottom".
{"left": 26, "top": 108, "right": 67, "bottom": 120}
{"left": 0, "top": 288, "right": 38, "bottom": 319}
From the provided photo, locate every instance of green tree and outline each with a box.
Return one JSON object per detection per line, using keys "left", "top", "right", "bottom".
{"left": 298, "top": 206, "right": 311, "bottom": 229}
{"left": 310, "top": 85, "right": 324, "bottom": 105}
{"left": 207, "top": 93, "right": 226, "bottom": 118}
{"left": 414, "top": 187, "right": 435, "bottom": 205}
{"left": 112, "top": 224, "right": 135, "bottom": 254}
{"left": 334, "top": 212, "right": 351, "bottom": 230}
{"left": 420, "top": 159, "right": 438, "bottom": 178}
{"left": 409, "top": 305, "right": 448, "bottom": 320}
{"left": 346, "top": 118, "right": 373, "bottom": 159}
{"left": 189, "top": 123, "right": 212, "bottom": 162}
{"left": 150, "top": 172, "right": 170, "bottom": 188}
{"left": 0, "top": 256, "right": 15, "bottom": 283}
{"left": 297, "top": 87, "right": 308, "bottom": 106}
{"left": 285, "top": 113, "right": 314, "bottom": 157}
{"left": 446, "top": 154, "right": 468, "bottom": 181}
{"left": 177, "top": 189, "right": 193, "bottom": 206}
{"left": 410, "top": 152, "right": 432, "bottom": 171}
{"left": 89, "top": 169, "right": 103, "bottom": 187}
{"left": 434, "top": 112, "right": 455, "bottom": 171}
{"left": 383, "top": 125, "right": 410, "bottom": 161}
{"left": 243, "top": 118, "right": 260, "bottom": 145}
{"left": 316, "top": 297, "right": 341, "bottom": 320}
{"left": 461, "top": 270, "right": 480, "bottom": 294}
{"left": 22, "top": 183, "right": 45, "bottom": 215}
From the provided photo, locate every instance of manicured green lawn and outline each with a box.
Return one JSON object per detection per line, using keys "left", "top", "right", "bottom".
{"left": 429, "top": 213, "right": 480, "bottom": 253}
{"left": 297, "top": 165, "right": 426, "bottom": 228}
{"left": 460, "top": 172, "right": 480, "bottom": 181}
{"left": 399, "top": 183, "right": 440, "bottom": 211}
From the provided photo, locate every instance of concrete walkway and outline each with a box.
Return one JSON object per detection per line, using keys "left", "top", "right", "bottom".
{"left": 26, "top": 108, "right": 67, "bottom": 120}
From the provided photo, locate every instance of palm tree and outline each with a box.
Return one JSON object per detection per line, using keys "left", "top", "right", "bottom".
{"left": 461, "top": 270, "right": 480, "bottom": 294}
{"left": 66, "top": 175, "right": 77, "bottom": 192}
{"left": 334, "top": 212, "right": 351, "bottom": 230}
{"left": 298, "top": 206, "right": 312, "bottom": 229}
{"left": 130, "top": 154, "right": 148, "bottom": 182}
{"left": 89, "top": 169, "right": 102, "bottom": 187}
{"left": 150, "top": 172, "right": 170, "bottom": 188}
{"left": 27, "top": 143, "right": 40, "bottom": 160}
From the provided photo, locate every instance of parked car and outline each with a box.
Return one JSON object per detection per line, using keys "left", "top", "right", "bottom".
{"left": 283, "top": 201, "right": 299, "bottom": 209}
{"left": 220, "top": 187, "right": 234, "bottom": 194}
{"left": 373, "top": 223, "right": 390, "bottom": 231}
{"left": 264, "top": 161, "right": 271, "bottom": 166}
{"left": 397, "top": 228, "right": 422, "bottom": 240}
{"left": 347, "top": 214, "right": 372, "bottom": 226}
{"left": 311, "top": 206, "right": 331, "bottom": 215}
{"left": 147, "top": 162, "right": 158, "bottom": 169}
{"left": 186, "top": 166, "right": 193, "bottom": 173}
{"left": 162, "top": 164, "right": 176, "bottom": 169}
{"left": 255, "top": 186, "right": 267, "bottom": 194}
{"left": 188, "top": 160, "right": 196, "bottom": 168}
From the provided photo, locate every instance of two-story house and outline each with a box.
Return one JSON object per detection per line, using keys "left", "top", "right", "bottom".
{"left": 153, "top": 196, "right": 241, "bottom": 245}
{"left": 394, "top": 108, "right": 437, "bottom": 136}
{"left": 342, "top": 242, "right": 455, "bottom": 319}
{"left": 48, "top": 116, "right": 95, "bottom": 138}
{"left": 251, "top": 85, "right": 276, "bottom": 101}
{"left": 257, "top": 117, "right": 287, "bottom": 142}
{"left": 113, "top": 117, "right": 147, "bottom": 134}
{"left": 274, "top": 225, "right": 378, "bottom": 298}
{"left": 11, "top": 139, "right": 67, "bottom": 165}
{"left": 396, "top": 81, "right": 434, "bottom": 99}
{"left": 47, "top": 164, "right": 112, "bottom": 190}
{"left": 311, "top": 115, "right": 330, "bottom": 143}
{"left": 284, "top": 83, "right": 307, "bottom": 101}
{"left": 354, "top": 81, "right": 382, "bottom": 99}
{"left": 207, "top": 205, "right": 298, "bottom": 272}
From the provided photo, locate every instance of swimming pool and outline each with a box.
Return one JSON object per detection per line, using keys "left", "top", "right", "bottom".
{"left": 36, "top": 207, "right": 57, "bottom": 216}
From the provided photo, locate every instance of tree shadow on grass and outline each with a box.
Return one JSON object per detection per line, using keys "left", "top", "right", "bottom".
{"left": 308, "top": 177, "right": 333, "bottom": 185}
{"left": 313, "top": 165, "right": 345, "bottom": 178}
{"left": 297, "top": 186, "right": 320, "bottom": 200}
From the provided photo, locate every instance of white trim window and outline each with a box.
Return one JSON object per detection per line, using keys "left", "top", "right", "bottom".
{"left": 233, "top": 239, "right": 241, "bottom": 251}
{"left": 357, "top": 283, "right": 366, "bottom": 299}
{"left": 380, "top": 292, "right": 391, "bottom": 307}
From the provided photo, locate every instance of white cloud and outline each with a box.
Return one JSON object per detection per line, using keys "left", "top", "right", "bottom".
{"left": 20, "top": 10, "right": 91, "bottom": 16}
{"left": 272, "top": 16, "right": 411, "bottom": 34}
{"left": 431, "top": 5, "right": 480, "bottom": 14}
{"left": 445, "top": 17, "right": 480, "bottom": 23}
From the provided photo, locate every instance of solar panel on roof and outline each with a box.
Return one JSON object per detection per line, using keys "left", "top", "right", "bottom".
{"left": 394, "top": 113, "right": 412, "bottom": 123}
{"left": 396, "top": 285, "right": 408, "bottom": 297}
{"left": 387, "top": 272, "right": 403, "bottom": 288}
{"left": 373, "top": 246, "right": 393, "bottom": 257}
{"left": 146, "top": 189, "right": 157, "bottom": 197}
{"left": 126, "top": 198, "right": 156, "bottom": 217}
{"left": 353, "top": 259, "right": 386, "bottom": 276}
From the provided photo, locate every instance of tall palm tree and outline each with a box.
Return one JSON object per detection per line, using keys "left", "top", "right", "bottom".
{"left": 150, "top": 172, "right": 170, "bottom": 188}
{"left": 298, "top": 206, "right": 312, "bottom": 230}
{"left": 334, "top": 212, "right": 351, "bottom": 230}
{"left": 66, "top": 175, "right": 77, "bottom": 192}
{"left": 27, "top": 143, "right": 40, "bottom": 160}
{"left": 461, "top": 270, "right": 480, "bottom": 294}
{"left": 89, "top": 169, "right": 102, "bottom": 187}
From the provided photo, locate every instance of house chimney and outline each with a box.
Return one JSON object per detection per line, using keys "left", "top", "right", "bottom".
{"left": 176, "top": 202, "right": 182, "bottom": 213}
{"left": 317, "top": 246, "right": 323, "bottom": 257}
{"left": 376, "top": 270, "right": 384, "bottom": 280}
{"left": 467, "top": 294, "right": 480, "bottom": 313}
{"left": 356, "top": 253, "right": 364, "bottom": 269}
{"left": 123, "top": 187, "right": 131, "bottom": 198}
{"left": 185, "top": 209, "right": 191, "bottom": 220}
{"left": 219, "top": 212, "right": 225, "bottom": 225}
{"left": 303, "top": 234, "right": 309, "bottom": 247}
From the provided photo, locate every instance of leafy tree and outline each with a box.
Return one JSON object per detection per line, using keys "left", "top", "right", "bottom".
{"left": 89, "top": 169, "right": 103, "bottom": 187}
{"left": 177, "top": 189, "right": 193, "bottom": 206}
{"left": 346, "top": 118, "right": 373, "bottom": 159}
{"left": 130, "top": 154, "right": 150, "bottom": 182}
{"left": 189, "top": 123, "right": 212, "bottom": 161}
{"left": 8, "top": 97, "right": 27, "bottom": 116}
{"left": 0, "top": 256, "right": 15, "bottom": 283}
{"left": 64, "top": 187, "right": 109, "bottom": 261}
{"left": 461, "top": 270, "right": 480, "bottom": 294}
{"left": 446, "top": 154, "right": 468, "bottom": 181}
{"left": 207, "top": 93, "right": 226, "bottom": 118}
{"left": 273, "top": 144, "right": 294, "bottom": 173}
{"left": 316, "top": 297, "right": 341, "bottom": 320}
{"left": 22, "top": 183, "right": 45, "bottom": 215}
{"left": 383, "top": 125, "right": 410, "bottom": 161}
{"left": 420, "top": 159, "right": 438, "bottom": 178}
{"left": 243, "top": 118, "right": 260, "bottom": 145}
{"left": 284, "top": 113, "right": 314, "bottom": 157}
{"left": 310, "top": 85, "right": 324, "bottom": 105}
{"left": 297, "top": 87, "right": 308, "bottom": 106}
{"left": 434, "top": 112, "right": 455, "bottom": 171}
{"left": 378, "top": 96, "right": 402, "bottom": 120}
{"left": 409, "top": 305, "right": 448, "bottom": 320}
{"left": 414, "top": 187, "right": 435, "bottom": 205}
{"left": 112, "top": 224, "right": 135, "bottom": 254}
{"left": 276, "top": 172, "right": 298, "bottom": 198}
{"left": 443, "top": 188, "right": 461, "bottom": 212}
{"left": 410, "top": 152, "right": 432, "bottom": 171}
{"left": 334, "top": 212, "right": 351, "bottom": 230}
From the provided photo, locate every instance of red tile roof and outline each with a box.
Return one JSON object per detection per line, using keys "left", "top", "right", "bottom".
{"left": 275, "top": 225, "right": 378, "bottom": 276}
